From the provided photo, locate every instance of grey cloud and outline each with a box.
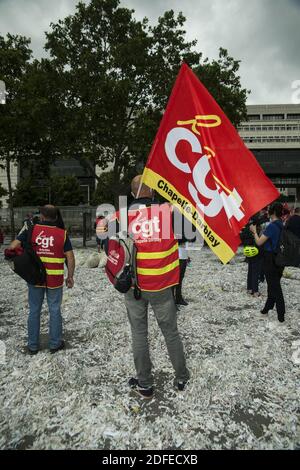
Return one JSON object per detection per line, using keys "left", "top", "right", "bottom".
{"left": 0, "top": 0, "right": 299, "bottom": 104}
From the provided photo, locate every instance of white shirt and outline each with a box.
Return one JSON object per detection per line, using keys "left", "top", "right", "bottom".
{"left": 178, "top": 244, "right": 188, "bottom": 260}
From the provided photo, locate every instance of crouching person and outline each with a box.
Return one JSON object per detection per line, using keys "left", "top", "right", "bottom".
{"left": 9, "top": 205, "right": 75, "bottom": 354}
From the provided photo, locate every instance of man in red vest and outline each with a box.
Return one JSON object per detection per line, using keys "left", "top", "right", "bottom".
{"left": 9, "top": 205, "right": 75, "bottom": 354}
{"left": 125, "top": 176, "right": 190, "bottom": 399}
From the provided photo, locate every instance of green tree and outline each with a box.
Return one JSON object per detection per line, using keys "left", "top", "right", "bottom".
{"left": 0, "top": 35, "right": 59, "bottom": 237}
{"left": 0, "top": 34, "right": 32, "bottom": 237}
{"left": 12, "top": 177, "right": 49, "bottom": 207}
{"left": 194, "top": 47, "right": 249, "bottom": 127}
{"left": 44, "top": 0, "right": 201, "bottom": 204}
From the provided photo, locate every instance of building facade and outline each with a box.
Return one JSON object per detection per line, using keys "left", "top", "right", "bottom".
{"left": 238, "top": 104, "right": 300, "bottom": 201}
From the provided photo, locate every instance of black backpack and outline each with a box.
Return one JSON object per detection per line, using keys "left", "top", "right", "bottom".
{"left": 13, "top": 226, "right": 47, "bottom": 285}
{"left": 275, "top": 227, "right": 300, "bottom": 268}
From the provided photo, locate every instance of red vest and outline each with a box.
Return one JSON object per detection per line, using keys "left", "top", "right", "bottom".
{"left": 128, "top": 203, "right": 179, "bottom": 292}
{"left": 32, "top": 224, "right": 66, "bottom": 289}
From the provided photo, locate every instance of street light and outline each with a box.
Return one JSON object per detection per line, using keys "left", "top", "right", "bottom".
{"left": 0, "top": 80, "right": 6, "bottom": 104}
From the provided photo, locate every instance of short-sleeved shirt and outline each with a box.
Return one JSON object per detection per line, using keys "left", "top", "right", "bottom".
{"left": 17, "top": 221, "right": 73, "bottom": 252}
{"left": 263, "top": 220, "right": 283, "bottom": 253}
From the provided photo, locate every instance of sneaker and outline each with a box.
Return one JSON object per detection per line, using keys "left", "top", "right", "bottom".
{"left": 27, "top": 347, "right": 38, "bottom": 355}
{"left": 128, "top": 377, "right": 154, "bottom": 399}
{"left": 50, "top": 340, "right": 65, "bottom": 354}
{"left": 176, "top": 298, "right": 189, "bottom": 306}
{"left": 177, "top": 380, "right": 188, "bottom": 391}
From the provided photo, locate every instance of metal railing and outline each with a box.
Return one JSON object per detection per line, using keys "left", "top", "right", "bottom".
{"left": 0, "top": 206, "right": 98, "bottom": 236}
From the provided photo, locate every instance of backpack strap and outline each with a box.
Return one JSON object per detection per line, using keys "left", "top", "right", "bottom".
{"left": 25, "top": 224, "right": 35, "bottom": 252}
{"left": 131, "top": 243, "right": 141, "bottom": 300}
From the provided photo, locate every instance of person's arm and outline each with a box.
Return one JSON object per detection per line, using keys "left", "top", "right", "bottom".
{"left": 10, "top": 226, "right": 28, "bottom": 250}
{"left": 64, "top": 250, "right": 75, "bottom": 288}
{"left": 250, "top": 224, "right": 268, "bottom": 246}
{"left": 9, "top": 239, "right": 22, "bottom": 250}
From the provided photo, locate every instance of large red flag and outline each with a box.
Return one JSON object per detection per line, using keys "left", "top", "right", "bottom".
{"left": 142, "top": 62, "right": 279, "bottom": 263}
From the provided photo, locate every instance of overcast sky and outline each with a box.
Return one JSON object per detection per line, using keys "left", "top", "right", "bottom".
{"left": 0, "top": 0, "right": 299, "bottom": 104}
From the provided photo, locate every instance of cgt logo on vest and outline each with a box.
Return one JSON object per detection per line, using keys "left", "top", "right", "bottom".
{"left": 35, "top": 231, "right": 55, "bottom": 249}
{"left": 165, "top": 122, "right": 244, "bottom": 223}
{"left": 130, "top": 210, "right": 160, "bottom": 239}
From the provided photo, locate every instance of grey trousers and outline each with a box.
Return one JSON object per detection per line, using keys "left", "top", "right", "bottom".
{"left": 125, "top": 287, "right": 190, "bottom": 388}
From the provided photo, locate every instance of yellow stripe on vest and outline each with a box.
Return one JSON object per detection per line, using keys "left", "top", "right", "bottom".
{"left": 137, "top": 259, "right": 179, "bottom": 276}
{"left": 136, "top": 243, "right": 178, "bottom": 260}
{"left": 40, "top": 257, "right": 65, "bottom": 263}
{"left": 46, "top": 269, "right": 64, "bottom": 275}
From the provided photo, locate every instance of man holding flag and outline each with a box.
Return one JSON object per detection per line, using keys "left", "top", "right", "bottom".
{"left": 125, "top": 176, "right": 190, "bottom": 399}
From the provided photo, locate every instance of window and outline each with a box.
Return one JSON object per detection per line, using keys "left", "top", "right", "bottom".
{"left": 262, "top": 114, "right": 284, "bottom": 121}
{"left": 240, "top": 125, "right": 250, "bottom": 131}
{"left": 248, "top": 114, "right": 260, "bottom": 121}
{"left": 287, "top": 113, "right": 300, "bottom": 120}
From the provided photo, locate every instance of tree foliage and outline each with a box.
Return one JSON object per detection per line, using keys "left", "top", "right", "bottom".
{"left": 44, "top": 1, "right": 197, "bottom": 202}
{"left": 12, "top": 177, "right": 48, "bottom": 207}
{"left": 0, "top": 34, "right": 33, "bottom": 236}
{"left": 194, "top": 47, "right": 249, "bottom": 126}
{"left": 12, "top": 175, "right": 82, "bottom": 207}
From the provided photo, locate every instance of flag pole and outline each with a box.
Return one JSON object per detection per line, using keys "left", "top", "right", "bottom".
{"left": 136, "top": 171, "right": 145, "bottom": 199}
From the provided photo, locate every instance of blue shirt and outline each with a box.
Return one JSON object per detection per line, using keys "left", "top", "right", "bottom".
{"left": 263, "top": 220, "right": 283, "bottom": 252}
{"left": 17, "top": 222, "right": 73, "bottom": 252}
